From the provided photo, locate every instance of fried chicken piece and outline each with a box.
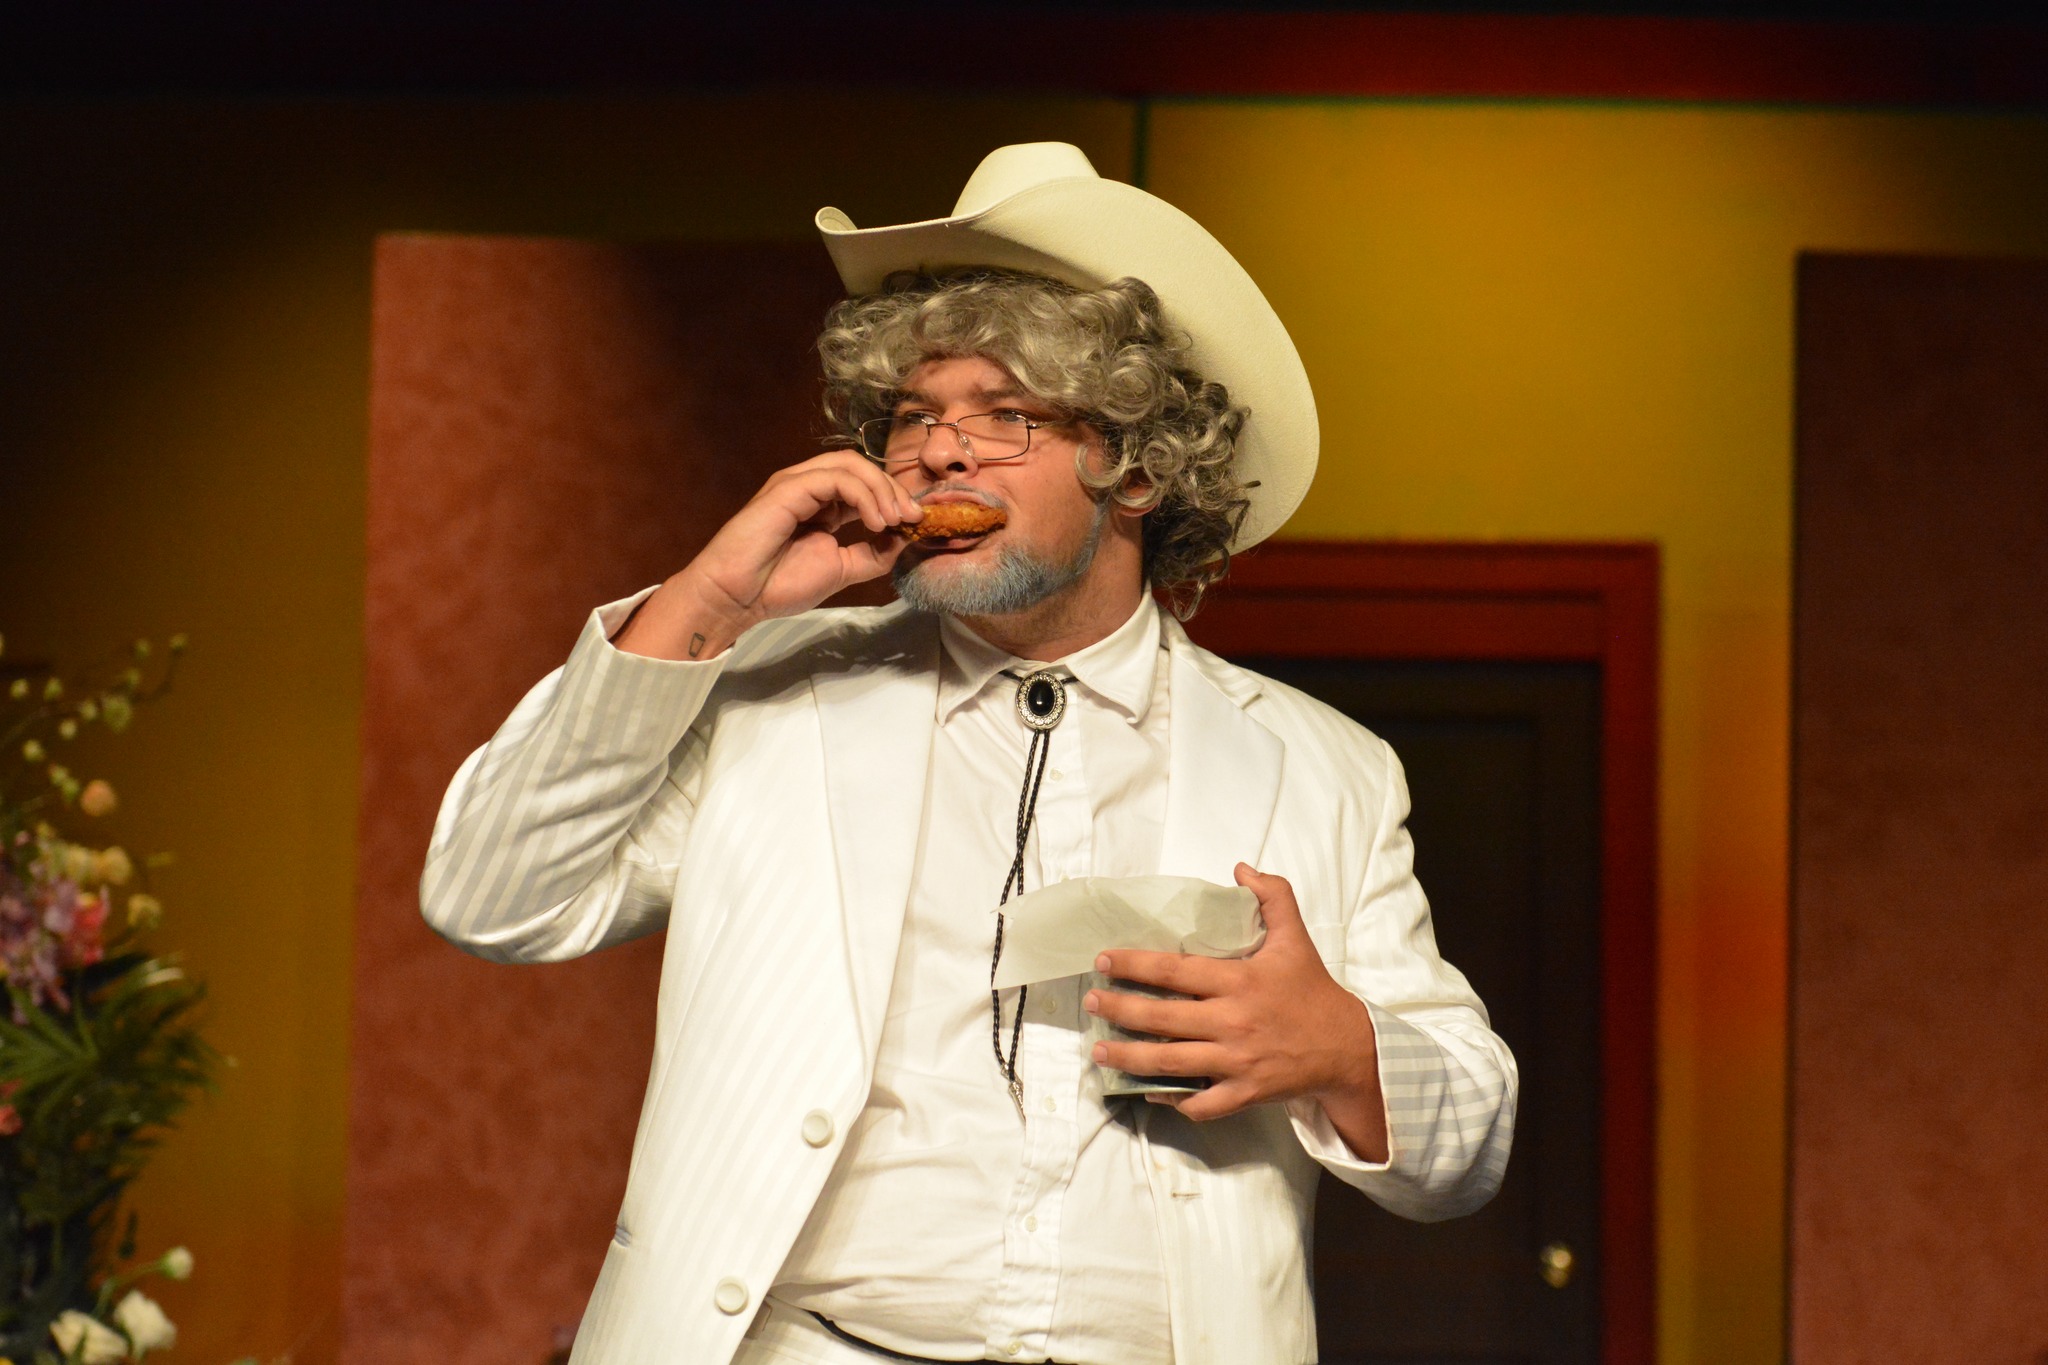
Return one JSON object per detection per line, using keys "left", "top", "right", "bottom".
{"left": 904, "top": 503, "right": 1007, "bottom": 541}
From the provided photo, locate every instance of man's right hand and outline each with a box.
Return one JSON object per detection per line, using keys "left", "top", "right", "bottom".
{"left": 611, "top": 450, "right": 924, "bottom": 661}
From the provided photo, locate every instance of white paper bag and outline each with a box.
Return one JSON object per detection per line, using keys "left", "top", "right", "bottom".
{"left": 994, "top": 875, "right": 1264, "bottom": 1096}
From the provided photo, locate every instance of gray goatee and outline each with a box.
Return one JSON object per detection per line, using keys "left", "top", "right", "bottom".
{"left": 894, "top": 495, "right": 1111, "bottom": 618}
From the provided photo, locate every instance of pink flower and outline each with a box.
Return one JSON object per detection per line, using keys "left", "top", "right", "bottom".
{"left": 1, "top": 852, "right": 90, "bottom": 1011}
{"left": 61, "top": 894, "right": 107, "bottom": 969}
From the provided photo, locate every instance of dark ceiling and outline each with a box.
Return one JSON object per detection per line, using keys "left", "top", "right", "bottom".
{"left": 5, "top": 0, "right": 2044, "bottom": 97}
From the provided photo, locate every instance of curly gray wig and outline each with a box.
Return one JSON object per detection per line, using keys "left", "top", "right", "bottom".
{"left": 816, "top": 268, "right": 1252, "bottom": 618}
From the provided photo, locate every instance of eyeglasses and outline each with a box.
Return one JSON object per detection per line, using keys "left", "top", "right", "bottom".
{"left": 856, "top": 409, "right": 1074, "bottom": 467}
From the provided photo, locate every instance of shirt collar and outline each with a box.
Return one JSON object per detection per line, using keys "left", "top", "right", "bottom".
{"left": 937, "top": 592, "right": 1164, "bottom": 727}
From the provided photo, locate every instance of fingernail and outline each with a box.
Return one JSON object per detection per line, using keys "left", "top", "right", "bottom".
{"left": 1083, "top": 991, "right": 1100, "bottom": 1014}
{"left": 1092, "top": 1043, "right": 1107, "bottom": 1062}
{"left": 1095, "top": 954, "right": 1111, "bottom": 973}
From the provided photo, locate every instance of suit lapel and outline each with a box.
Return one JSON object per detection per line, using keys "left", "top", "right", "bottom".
{"left": 1157, "top": 625, "right": 1285, "bottom": 882}
{"left": 810, "top": 609, "right": 941, "bottom": 1067}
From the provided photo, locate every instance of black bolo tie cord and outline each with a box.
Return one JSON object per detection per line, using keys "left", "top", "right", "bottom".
{"left": 993, "top": 669, "right": 1065, "bottom": 1120}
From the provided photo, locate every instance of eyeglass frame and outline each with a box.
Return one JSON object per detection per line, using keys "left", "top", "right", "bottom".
{"left": 854, "top": 408, "right": 1094, "bottom": 468}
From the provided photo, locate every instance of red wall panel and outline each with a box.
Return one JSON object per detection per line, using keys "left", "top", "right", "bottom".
{"left": 348, "top": 235, "right": 842, "bottom": 1364}
{"left": 1790, "top": 254, "right": 2048, "bottom": 1363}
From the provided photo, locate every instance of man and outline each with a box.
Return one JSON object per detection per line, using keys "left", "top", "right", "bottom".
{"left": 422, "top": 143, "right": 1515, "bottom": 1365}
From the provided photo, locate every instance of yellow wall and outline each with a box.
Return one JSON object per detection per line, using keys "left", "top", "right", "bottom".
{"left": 1145, "top": 102, "right": 2048, "bottom": 1364}
{"left": 4, "top": 88, "right": 2047, "bottom": 1365}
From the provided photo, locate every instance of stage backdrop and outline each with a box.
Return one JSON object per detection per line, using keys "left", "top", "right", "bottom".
{"left": 1789, "top": 254, "right": 2048, "bottom": 1362}
{"left": 348, "top": 235, "right": 844, "bottom": 1364}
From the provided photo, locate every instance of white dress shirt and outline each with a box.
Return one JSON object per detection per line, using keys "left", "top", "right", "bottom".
{"left": 774, "top": 592, "right": 1176, "bottom": 1365}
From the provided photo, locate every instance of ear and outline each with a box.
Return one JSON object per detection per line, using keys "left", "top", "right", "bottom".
{"left": 1074, "top": 426, "right": 1155, "bottom": 519}
{"left": 1115, "top": 470, "right": 1158, "bottom": 520}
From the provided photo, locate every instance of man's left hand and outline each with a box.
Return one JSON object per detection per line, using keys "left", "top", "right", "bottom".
{"left": 1085, "top": 863, "right": 1390, "bottom": 1162}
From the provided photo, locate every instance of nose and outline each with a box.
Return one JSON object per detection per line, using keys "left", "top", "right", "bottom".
{"left": 917, "top": 420, "right": 978, "bottom": 478}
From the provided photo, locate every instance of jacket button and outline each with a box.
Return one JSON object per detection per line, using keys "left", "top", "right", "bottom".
{"left": 713, "top": 1278, "right": 750, "bottom": 1315}
{"left": 801, "top": 1109, "right": 835, "bottom": 1148}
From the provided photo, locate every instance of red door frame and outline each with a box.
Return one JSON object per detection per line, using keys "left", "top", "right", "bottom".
{"left": 1184, "top": 540, "right": 1659, "bottom": 1365}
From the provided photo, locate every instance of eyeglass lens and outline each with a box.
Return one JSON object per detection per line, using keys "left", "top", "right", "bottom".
{"left": 861, "top": 413, "right": 1035, "bottom": 464}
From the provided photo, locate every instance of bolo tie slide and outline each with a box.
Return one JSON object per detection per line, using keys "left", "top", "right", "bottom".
{"left": 991, "top": 668, "right": 1066, "bottom": 1122}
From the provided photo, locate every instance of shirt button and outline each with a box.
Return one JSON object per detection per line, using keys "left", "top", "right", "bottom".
{"left": 713, "top": 1277, "right": 750, "bottom": 1315}
{"left": 1003, "top": 1341, "right": 1023, "bottom": 1357}
{"left": 1038, "top": 994, "right": 1059, "bottom": 1016}
{"left": 1025, "top": 1214, "right": 1039, "bottom": 1232}
{"left": 801, "top": 1109, "right": 835, "bottom": 1148}
{"left": 1042, "top": 1096, "right": 1057, "bottom": 1114}
{"left": 1046, "top": 769, "right": 1064, "bottom": 781}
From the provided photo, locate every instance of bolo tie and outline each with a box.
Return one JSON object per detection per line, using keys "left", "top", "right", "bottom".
{"left": 991, "top": 666, "right": 1068, "bottom": 1121}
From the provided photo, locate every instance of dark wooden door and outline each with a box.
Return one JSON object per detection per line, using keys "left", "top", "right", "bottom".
{"left": 1237, "top": 658, "right": 1604, "bottom": 1365}
{"left": 1189, "top": 541, "right": 1658, "bottom": 1365}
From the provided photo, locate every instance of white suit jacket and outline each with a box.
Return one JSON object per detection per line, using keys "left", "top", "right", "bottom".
{"left": 421, "top": 594, "right": 1516, "bottom": 1365}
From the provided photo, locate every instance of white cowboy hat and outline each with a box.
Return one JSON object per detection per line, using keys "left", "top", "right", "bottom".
{"left": 815, "top": 142, "right": 1317, "bottom": 552}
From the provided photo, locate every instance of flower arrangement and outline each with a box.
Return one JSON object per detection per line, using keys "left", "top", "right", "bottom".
{"left": 0, "top": 632, "right": 221, "bottom": 1364}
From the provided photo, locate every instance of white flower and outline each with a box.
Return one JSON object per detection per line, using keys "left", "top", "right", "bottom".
{"left": 114, "top": 1290, "right": 178, "bottom": 1355}
{"left": 159, "top": 1246, "right": 193, "bottom": 1280}
{"left": 96, "top": 847, "right": 135, "bottom": 887}
{"left": 78, "top": 779, "right": 118, "bottom": 818}
{"left": 61, "top": 843, "right": 97, "bottom": 884}
{"left": 50, "top": 1309, "right": 127, "bottom": 1365}
{"left": 126, "top": 894, "right": 164, "bottom": 930}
